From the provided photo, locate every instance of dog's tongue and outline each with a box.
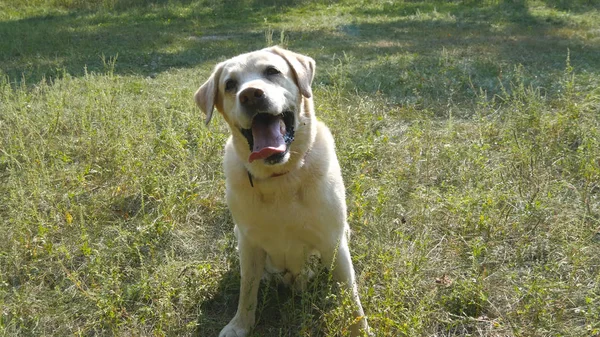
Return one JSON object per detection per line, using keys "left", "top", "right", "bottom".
{"left": 248, "top": 114, "right": 286, "bottom": 163}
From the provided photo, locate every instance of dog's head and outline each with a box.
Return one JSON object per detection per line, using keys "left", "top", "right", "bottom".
{"left": 195, "top": 46, "right": 315, "bottom": 167}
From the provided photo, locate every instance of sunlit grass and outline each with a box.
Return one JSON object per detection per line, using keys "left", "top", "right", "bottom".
{"left": 1, "top": 0, "right": 599, "bottom": 336}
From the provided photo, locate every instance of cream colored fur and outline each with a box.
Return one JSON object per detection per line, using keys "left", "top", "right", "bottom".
{"left": 195, "top": 46, "right": 368, "bottom": 337}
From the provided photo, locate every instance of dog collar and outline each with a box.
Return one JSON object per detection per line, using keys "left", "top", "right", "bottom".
{"left": 246, "top": 170, "right": 289, "bottom": 187}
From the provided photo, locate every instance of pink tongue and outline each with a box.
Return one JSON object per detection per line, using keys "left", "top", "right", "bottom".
{"left": 248, "top": 115, "right": 286, "bottom": 163}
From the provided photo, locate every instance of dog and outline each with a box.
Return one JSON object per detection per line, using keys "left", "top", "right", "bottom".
{"left": 195, "top": 46, "right": 369, "bottom": 337}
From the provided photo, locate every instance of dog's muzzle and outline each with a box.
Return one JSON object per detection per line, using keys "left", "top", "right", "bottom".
{"left": 237, "top": 87, "right": 295, "bottom": 165}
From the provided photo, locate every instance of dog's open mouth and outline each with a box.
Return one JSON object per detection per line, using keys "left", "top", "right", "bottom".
{"left": 241, "top": 111, "right": 295, "bottom": 164}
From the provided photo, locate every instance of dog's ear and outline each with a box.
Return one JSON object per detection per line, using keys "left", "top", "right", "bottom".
{"left": 266, "top": 46, "right": 315, "bottom": 98}
{"left": 194, "top": 62, "right": 224, "bottom": 125}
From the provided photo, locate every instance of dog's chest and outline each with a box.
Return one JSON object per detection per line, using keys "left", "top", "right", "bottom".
{"left": 228, "top": 184, "right": 330, "bottom": 260}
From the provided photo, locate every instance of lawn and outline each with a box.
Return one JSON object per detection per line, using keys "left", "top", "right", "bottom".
{"left": 1, "top": 0, "right": 599, "bottom": 336}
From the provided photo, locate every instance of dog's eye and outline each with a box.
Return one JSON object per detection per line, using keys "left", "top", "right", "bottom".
{"left": 225, "top": 79, "right": 237, "bottom": 92}
{"left": 265, "top": 67, "right": 280, "bottom": 76}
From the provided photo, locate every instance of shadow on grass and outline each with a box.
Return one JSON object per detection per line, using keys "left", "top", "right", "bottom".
{"left": 538, "top": 0, "right": 600, "bottom": 11}
{"left": 285, "top": 0, "right": 600, "bottom": 109}
{"left": 196, "top": 261, "right": 337, "bottom": 336}
{"left": 3, "top": 0, "right": 599, "bottom": 96}
{"left": 0, "top": 1, "right": 275, "bottom": 84}
{"left": 0, "top": 0, "right": 343, "bottom": 85}
{"left": 196, "top": 267, "right": 240, "bottom": 336}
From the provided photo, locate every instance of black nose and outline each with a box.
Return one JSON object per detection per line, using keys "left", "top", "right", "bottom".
{"left": 239, "top": 87, "right": 267, "bottom": 110}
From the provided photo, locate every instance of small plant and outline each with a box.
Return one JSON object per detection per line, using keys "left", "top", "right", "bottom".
{"left": 264, "top": 26, "right": 288, "bottom": 48}
{"left": 439, "top": 277, "right": 487, "bottom": 319}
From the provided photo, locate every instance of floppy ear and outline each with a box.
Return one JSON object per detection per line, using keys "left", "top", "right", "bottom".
{"left": 194, "top": 62, "right": 224, "bottom": 125}
{"left": 266, "top": 46, "right": 315, "bottom": 98}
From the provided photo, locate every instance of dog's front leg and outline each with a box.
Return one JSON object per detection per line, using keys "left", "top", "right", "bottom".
{"left": 219, "top": 234, "right": 266, "bottom": 337}
{"left": 323, "top": 234, "right": 369, "bottom": 337}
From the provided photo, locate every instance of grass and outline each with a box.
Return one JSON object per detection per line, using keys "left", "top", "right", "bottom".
{"left": 1, "top": 0, "right": 599, "bottom": 336}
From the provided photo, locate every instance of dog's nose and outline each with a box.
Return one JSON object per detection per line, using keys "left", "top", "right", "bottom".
{"left": 239, "top": 87, "right": 267, "bottom": 110}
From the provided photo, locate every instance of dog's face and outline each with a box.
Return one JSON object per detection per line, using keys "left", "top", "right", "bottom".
{"left": 195, "top": 47, "right": 315, "bottom": 166}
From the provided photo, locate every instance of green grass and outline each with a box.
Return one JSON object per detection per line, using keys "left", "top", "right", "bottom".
{"left": 1, "top": 0, "right": 600, "bottom": 336}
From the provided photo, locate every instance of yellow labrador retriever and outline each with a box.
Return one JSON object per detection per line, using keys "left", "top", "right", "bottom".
{"left": 195, "top": 46, "right": 369, "bottom": 337}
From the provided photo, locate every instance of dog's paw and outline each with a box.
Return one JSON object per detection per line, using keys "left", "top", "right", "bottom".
{"left": 218, "top": 321, "right": 249, "bottom": 337}
{"left": 294, "top": 268, "right": 315, "bottom": 292}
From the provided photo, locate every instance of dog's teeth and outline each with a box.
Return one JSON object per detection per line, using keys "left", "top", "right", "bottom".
{"left": 280, "top": 118, "right": 286, "bottom": 134}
